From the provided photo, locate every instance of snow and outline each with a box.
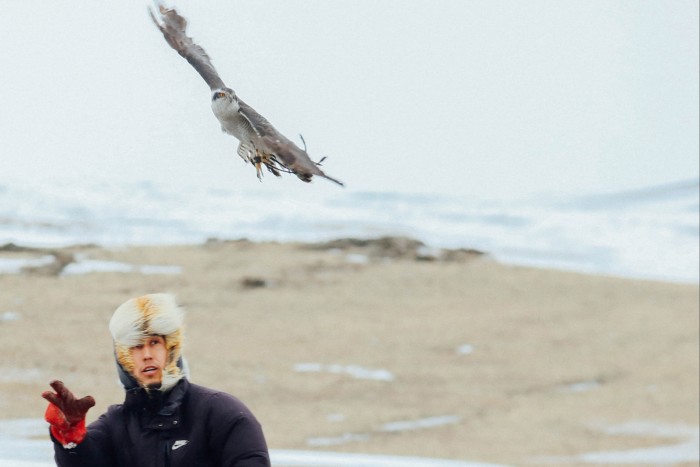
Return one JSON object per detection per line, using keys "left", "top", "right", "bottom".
{"left": 0, "top": 256, "right": 55, "bottom": 274}
{"left": 61, "top": 259, "right": 182, "bottom": 276}
{"left": 1, "top": 418, "right": 697, "bottom": 466}
{"left": 294, "top": 363, "right": 395, "bottom": 382}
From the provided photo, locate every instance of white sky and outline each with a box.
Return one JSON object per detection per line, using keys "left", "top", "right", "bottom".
{"left": 1, "top": 0, "right": 698, "bottom": 200}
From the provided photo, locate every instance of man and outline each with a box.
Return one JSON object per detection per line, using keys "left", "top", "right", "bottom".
{"left": 42, "top": 293, "right": 270, "bottom": 466}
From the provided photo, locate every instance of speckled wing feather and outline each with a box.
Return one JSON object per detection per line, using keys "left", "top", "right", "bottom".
{"left": 237, "top": 99, "right": 277, "bottom": 139}
{"left": 237, "top": 99, "right": 344, "bottom": 184}
{"left": 149, "top": 5, "right": 226, "bottom": 91}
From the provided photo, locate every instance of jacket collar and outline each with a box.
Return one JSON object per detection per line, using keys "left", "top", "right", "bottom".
{"left": 123, "top": 377, "right": 189, "bottom": 416}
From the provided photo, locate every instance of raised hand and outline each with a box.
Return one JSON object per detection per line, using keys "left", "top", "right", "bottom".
{"left": 42, "top": 380, "right": 95, "bottom": 424}
{"left": 42, "top": 380, "right": 95, "bottom": 448}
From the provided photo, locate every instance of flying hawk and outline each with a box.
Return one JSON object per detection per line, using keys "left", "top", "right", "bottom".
{"left": 149, "top": 4, "right": 343, "bottom": 186}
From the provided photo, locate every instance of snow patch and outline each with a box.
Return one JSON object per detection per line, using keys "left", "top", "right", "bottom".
{"left": 307, "top": 414, "right": 462, "bottom": 448}
{"left": 294, "top": 363, "right": 394, "bottom": 381}
{"left": 345, "top": 253, "right": 369, "bottom": 264}
{"left": 0, "top": 311, "right": 21, "bottom": 322}
{"left": 0, "top": 256, "right": 55, "bottom": 274}
{"left": 0, "top": 419, "right": 53, "bottom": 463}
{"left": 61, "top": 259, "right": 182, "bottom": 276}
{"left": 307, "top": 432, "right": 371, "bottom": 447}
{"left": 456, "top": 344, "right": 475, "bottom": 355}
{"left": 535, "top": 421, "right": 699, "bottom": 464}
{"left": 379, "top": 415, "right": 461, "bottom": 432}
{"left": 557, "top": 379, "right": 601, "bottom": 393}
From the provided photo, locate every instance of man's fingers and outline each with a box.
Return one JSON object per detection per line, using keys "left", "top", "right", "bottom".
{"left": 44, "top": 380, "right": 95, "bottom": 423}
{"left": 78, "top": 395, "right": 96, "bottom": 411}
{"left": 49, "top": 380, "right": 64, "bottom": 393}
{"left": 50, "top": 380, "right": 73, "bottom": 401}
{"left": 42, "top": 390, "right": 60, "bottom": 406}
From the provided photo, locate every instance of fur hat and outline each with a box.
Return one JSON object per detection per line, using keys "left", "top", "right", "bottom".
{"left": 109, "top": 293, "right": 187, "bottom": 391}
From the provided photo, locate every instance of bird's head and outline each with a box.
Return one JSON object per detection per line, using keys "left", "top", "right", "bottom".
{"left": 211, "top": 87, "right": 240, "bottom": 115}
{"left": 212, "top": 88, "right": 237, "bottom": 103}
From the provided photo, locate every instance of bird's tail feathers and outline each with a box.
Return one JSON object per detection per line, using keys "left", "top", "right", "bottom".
{"left": 319, "top": 172, "right": 344, "bottom": 187}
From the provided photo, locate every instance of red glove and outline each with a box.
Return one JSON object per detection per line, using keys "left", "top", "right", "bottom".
{"left": 42, "top": 380, "right": 95, "bottom": 449}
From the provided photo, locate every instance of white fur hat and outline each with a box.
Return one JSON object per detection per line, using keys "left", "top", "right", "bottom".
{"left": 109, "top": 293, "right": 186, "bottom": 391}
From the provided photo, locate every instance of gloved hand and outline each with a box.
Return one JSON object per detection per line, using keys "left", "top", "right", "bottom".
{"left": 42, "top": 380, "right": 95, "bottom": 448}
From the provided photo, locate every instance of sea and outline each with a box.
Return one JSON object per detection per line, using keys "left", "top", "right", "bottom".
{"left": 1, "top": 177, "right": 698, "bottom": 283}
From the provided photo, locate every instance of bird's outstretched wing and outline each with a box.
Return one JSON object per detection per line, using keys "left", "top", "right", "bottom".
{"left": 149, "top": 4, "right": 226, "bottom": 91}
{"left": 150, "top": 3, "right": 344, "bottom": 187}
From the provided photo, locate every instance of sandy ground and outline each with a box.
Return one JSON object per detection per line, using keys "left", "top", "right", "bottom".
{"left": 0, "top": 240, "right": 698, "bottom": 466}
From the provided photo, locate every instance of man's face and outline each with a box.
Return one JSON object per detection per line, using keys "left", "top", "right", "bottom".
{"left": 129, "top": 335, "right": 168, "bottom": 387}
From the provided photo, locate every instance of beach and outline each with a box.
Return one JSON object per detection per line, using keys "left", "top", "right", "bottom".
{"left": 0, "top": 240, "right": 698, "bottom": 466}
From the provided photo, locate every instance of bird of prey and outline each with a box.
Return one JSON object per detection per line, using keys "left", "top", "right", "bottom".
{"left": 149, "top": 4, "right": 343, "bottom": 186}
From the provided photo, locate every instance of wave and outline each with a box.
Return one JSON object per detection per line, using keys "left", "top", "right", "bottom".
{"left": 0, "top": 178, "right": 697, "bottom": 283}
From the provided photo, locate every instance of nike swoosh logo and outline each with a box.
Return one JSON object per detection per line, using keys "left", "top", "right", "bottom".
{"left": 172, "top": 440, "right": 189, "bottom": 450}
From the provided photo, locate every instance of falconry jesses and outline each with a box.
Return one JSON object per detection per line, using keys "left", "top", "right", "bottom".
{"left": 149, "top": 4, "right": 343, "bottom": 186}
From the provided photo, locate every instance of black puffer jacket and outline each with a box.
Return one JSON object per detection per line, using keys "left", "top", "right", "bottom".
{"left": 52, "top": 379, "right": 270, "bottom": 466}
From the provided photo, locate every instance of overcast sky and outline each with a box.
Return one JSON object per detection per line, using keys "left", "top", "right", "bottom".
{"left": 1, "top": 0, "right": 698, "bottom": 200}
